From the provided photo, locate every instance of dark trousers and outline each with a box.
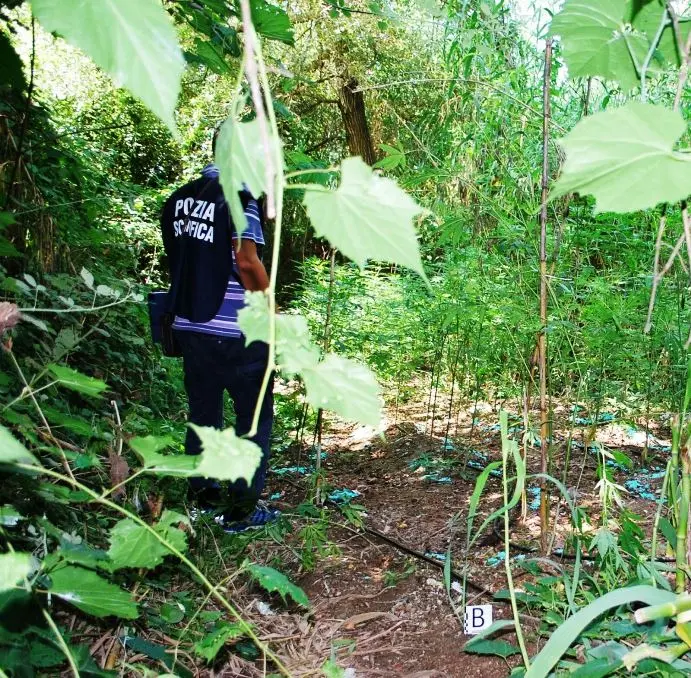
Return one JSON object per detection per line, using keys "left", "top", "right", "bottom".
{"left": 175, "top": 331, "right": 274, "bottom": 519}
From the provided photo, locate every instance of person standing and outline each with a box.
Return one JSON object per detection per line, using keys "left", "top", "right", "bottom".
{"left": 160, "top": 130, "right": 278, "bottom": 533}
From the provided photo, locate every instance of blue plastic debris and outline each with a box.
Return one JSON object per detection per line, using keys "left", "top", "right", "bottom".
{"left": 422, "top": 474, "right": 453, "bottom": 484}
{"left": 273, "top": 466, "right": 310, "bottom": 476}
{"left": 486, "top": 551, "right": 526, "bottom": 567}
{"left": 528, "top": 487, "right": 541, "bottom": 511}
{"left": 425, "top": 552, "right": 447, "bottom": 562}
{"left": 269, "top": 492, "right": 283, "bottom": 501}
{"left": 486, "top": 551, "right": 506, "bottom": 567}
{"left": 328, "top": 488, "right": 361, "bottom": 505}
{"left": 574, "top": 412, "right": 615, "bottom": 426}
{"left": 442, "top": 439, "right": 456, "bottom": 451}
{"left": 624, "top": 479, "right": 657, "bottom": 501}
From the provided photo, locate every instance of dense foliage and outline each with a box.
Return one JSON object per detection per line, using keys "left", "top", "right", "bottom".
{"left": 1, "top": 0, "right": 691, "bottom": 676}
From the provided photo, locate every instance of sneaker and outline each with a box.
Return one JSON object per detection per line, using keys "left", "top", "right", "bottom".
{"left": 222, "top": 501, "right": 281, "bottom": 534}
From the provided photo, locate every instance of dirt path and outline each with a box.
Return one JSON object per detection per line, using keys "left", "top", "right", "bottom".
{"left": 251, "top": 405, "right": 670, "bottom": 677}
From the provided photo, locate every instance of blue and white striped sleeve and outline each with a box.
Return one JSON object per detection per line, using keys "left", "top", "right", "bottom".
{"left": 234, "top": 199, "right": 265, "bottom": 245}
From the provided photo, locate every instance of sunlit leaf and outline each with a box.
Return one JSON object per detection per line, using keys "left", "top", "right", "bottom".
{"left": 301, "top": 354, "right": 382, "bottom": 427}
{"left": 108, "top": 512, "right": 187, "bottom": 570}
{"left": 303, "top": 157, "right": 427, "bottom": 279}
{"left": 215, "top": 117, "right": 280, "bottom": 236}
{"left": 0, "top": 425, "right": 39, "bottom": 466}
{"left": 191, "top": 425, "right": 262, "bottom": 483}
{"left": 237, "top": 291, "right": 270, "bottom": 345}
{"left": 129, "top": 435, "right": 198, "bottom": 476}
{"left": 237, "top": 292, "right": 320, "bottom": 375}
{"left": 549, "top": 0, "right": 654, "bottom": 90}
{"left": 31, "top": 0, "right": 184, "bottom": 133}
{"left": 247, "top": 563, "right": 310, "bottom": 607}
{"left": 0, "top": 553, "right": 32, "bottom": 593}
{"left": 374, "top": 142, "right": 406, "bottom": 170}
{"left": 80, "top": 267, "right": 94, "bottom": 290}
{"left": 47, "top": 363, "right": 108, "bottom": 398}
{"left": 250, "top": 0, "right": 294, "bottom": 44}
{"left": 551, "top": 102, "right": 691, "bottom": 213}
{"left": 49, "top": 566, "right": 139, "bottom": 619}
{"left": 194, "top": 622, "right": 245, "bottom": 661}
{"left": 275, "top": 314, "right": 320, "bottom": 376}
{"left": 184, "top": 38, "right": 231, "bottom": 74}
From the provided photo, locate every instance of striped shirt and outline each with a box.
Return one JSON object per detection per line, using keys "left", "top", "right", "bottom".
{"left": 172, "top": 197, "right": 264, "bottom": 339}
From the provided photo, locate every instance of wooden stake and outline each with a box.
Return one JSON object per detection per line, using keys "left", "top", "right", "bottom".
{"left": 539, "top": 39, "right": 553, "bottom": 555}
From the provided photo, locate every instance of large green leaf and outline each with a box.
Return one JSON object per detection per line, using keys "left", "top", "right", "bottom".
{"left": 31, "top": 0, "right": 184, "bottom": 133}
{"left": 0, "top": 553, "right": 32, "bottom": 593}
{"left": 129, "top": 435, "right": 198, "bottom": 476}
{"left": 215, "top": 117, "right": 280, "bottom": 236}
{"left": 275, "top": 314, "right": 320, "bottom": 376}
{"left": 549, "top": 0, "right": 657, "bottom": 90}
{"left": 301, "top": 354, "right": 382, "bottom": 427}
{"left": 49, "top": 566, "right": 139, "bottom": 619}
{"left": 250, "top": 0, "right": 294, "bottom": 45}
{"left": 194, "top": 622, "right": 245, "bottom": 662}
{"left": 237, "top": 293, "right": 320, "bottom": 375}
{"left": 550, "top": 102, "right": 691, "bottom": 214}
{"left": 247, "top": 564, "right": 310, "bottom": 607}
{"left": 191, "top": 425, "right": 262, "bottom": 483}
{"left": 237, "top": 291, "right": 271, "bottom": 345}
{"left": 108, "top": 511, "right": 188, "bottom": 570}
{"left": 303, "top": 157, "right": 426, "bottom": 279}
{"left": 184, "top": 38, "right": 231, "bottom": 74}
{"left": 0, "top": 426, "right": 39, "bottom": 466}
{"left": 47, "top": 363, "right": 108, "bottom": 398}
{"left": 525, "top": 585, "right": 676, "bottom": 678}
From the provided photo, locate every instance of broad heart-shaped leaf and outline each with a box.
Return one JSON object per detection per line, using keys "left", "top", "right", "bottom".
{"left": 250, "top": 0, "right": 295, "bottom": 45}
{"left": 549, "top": 0, "right": 659, "bottom": 91}
{"left": 108, "top": 512, "right": 188, "bottom": 570}
{"left": 216, "top": 117, "right": 280, "bottom": 236}
{"left": 31, "top": 0, "right": 184, "bottom": 134}
{"left": 237, "top": 291, "right": 271, "bottom": 345}
{"left": 303, "top": 157, "right": 427, "bottom": 279}
{"left": 237, "top": 292, "right": 320, "bottom": 375}
{"left": 47, "top": 363, "right": 107, "bottom": 398}
{"left": 551, "top": 102, "right": 691, "bottom": 214}
{"left": 129, "top": 435, "right": 198, "bottom": 476}
{"left": 190, "top": 425, "right": 262, "bottom": 483}
{"left": 0, "top": 425, "right": 40, "bottom": 466}
{"left": 301, "top": 354, "right": 382, "bottom": 427}
{"left": 49, "top": 566, "right": 138, "bottom": 619}
{"left": 0, "top": 553, "right": 32, "bottom": 593}
{"left": 275, "top": 315, "right": 320, "bottom": 376}
{"left": 247, "top": 563, "right": 310, "bottom": 608}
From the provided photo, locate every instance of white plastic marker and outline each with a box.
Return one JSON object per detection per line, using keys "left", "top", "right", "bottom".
{"left": 464, "top": 605, "right": 493, "bottom": 635}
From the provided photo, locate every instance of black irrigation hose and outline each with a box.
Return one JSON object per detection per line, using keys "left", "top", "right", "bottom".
{"left": 273, "top": 472, "right": 496, "bottom": 598}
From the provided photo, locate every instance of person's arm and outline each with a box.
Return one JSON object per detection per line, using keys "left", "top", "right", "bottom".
{"left": 234, "top": 239, "right": 269, "bottom": 291}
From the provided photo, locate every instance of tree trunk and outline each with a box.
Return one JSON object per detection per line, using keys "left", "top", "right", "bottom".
{"left": 338, "top": 78, "right": 376, "bottom": 165}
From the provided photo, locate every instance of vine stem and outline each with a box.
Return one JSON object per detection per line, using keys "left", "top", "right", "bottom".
{"left": 240, "top": 6, "right": 287, "bottom": 439}
{"left": 42, "top": 607, "right": 80, "bottom": 678}
{"left": 14, "top": 463, "right": 292, "bottom": 677}
{"left": 640, "top": 8, "right": 669, "bottom": 102}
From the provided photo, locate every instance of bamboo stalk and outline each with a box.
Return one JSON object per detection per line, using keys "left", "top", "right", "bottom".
{"left": 538, "top": 38, "right": 553, "bottom": 555}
